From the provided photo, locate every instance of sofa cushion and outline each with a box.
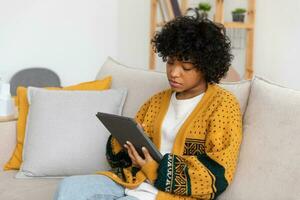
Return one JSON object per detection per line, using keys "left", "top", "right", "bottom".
{"left": 219, "top": 76, "right": 300, "bottom": 200}
{"left": 4, "top": 77, "right": 112, "bottom": 171}
{"left": 0, "top": 171, "right": 60, "bottom": 200}
{"left": 17, "top": 87, "right": 127, "bottom": 178}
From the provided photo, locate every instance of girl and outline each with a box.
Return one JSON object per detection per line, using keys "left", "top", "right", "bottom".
{"left": 55, "top": 15, "right": 242, "bottom": 200}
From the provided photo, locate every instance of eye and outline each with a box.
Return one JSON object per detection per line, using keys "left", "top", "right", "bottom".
{"left": 182, "top": 67, "right": 193, "bottom": 71}
{"left": 182, "top": 66, "right": 195, "bottom": 71}
{"left": 182, "top": 61, "right": 196, "bottom": 71}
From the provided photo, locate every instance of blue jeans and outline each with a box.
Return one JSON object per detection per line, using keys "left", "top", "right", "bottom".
{"left": 54, "top": 175, "right": 139, "bottom": 200}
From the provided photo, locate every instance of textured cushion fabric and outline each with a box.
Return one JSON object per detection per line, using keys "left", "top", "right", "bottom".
{"left": 0, "top": 171, "right": 60, "bottom": 200}
{"left": 219, "top": 76, "right": 300, "bottom": 200}
{"left": 96, "top": 57, "right": 170, "bottom": 118}
{"left": 4, "top": 77, "right": 112, "bottom": 171}
{"left": 219, "top": 80, "right": 251, "bottom": 115}
{"left": 16, "top": 87, "right": 127, "bottom": 177}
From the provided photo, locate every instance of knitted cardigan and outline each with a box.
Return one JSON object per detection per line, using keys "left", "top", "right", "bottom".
{"left": 97, "top": 83, "right": 243, "bottom": 200}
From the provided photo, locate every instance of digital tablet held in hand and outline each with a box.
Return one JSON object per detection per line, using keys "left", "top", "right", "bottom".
{"left": 96, "top": 112, "right": 163, "bottom": 162}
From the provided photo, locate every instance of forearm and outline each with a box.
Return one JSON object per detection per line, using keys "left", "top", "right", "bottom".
{"left": 153, "top": 153, "right": 226, "bottom": 198}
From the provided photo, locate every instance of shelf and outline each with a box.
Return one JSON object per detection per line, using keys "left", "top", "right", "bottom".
{"left": 224, "top": 22, "right": 254, "bottom": 29}
{"left": 156, "top": 22, "right": 165, "bottom": 27}
{"left": 158, "top": 22, "right": 254, "bottom": 29}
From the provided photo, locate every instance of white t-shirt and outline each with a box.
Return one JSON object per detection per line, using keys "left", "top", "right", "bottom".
{"left": 125, "top": 91, "right": 205, "bottom": 200}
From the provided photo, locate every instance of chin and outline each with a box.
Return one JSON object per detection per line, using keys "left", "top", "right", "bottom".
{"left": 170, "top": 86, "right": 184, "bottom": 92}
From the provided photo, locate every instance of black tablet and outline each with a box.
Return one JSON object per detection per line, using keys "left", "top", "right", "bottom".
{"left": 96, "top": 112, "right": 163, "bottom": 162}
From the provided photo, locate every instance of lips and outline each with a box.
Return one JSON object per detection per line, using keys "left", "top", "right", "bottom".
{"left": 169, "top": 80, "right": 182, "bottom": 88}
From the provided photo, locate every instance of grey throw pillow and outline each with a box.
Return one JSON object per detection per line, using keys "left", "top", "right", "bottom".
{"left": 219, "top": 79, "right": 252, "bottom": 116}
{"left": 16, "top": 87, "right": 127, "bottom": 178}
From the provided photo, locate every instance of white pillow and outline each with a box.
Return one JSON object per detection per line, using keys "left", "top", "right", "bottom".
{"left": 16, "top": 87, "right": 127, "bottom": 178}
{"left": 219, "top": 79, "right": 251, "bottom": 116}
{"left": 219, "top": 76, "right": 300, "bottom": 199}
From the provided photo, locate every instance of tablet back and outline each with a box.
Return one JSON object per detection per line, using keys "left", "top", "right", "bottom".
{"left": 96, "top": 112, "right": 162, "bottom": 162}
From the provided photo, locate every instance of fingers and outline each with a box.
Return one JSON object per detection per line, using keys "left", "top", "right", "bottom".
{"left": 126, "top": 141, "right": 142, "bottom": 161}
{"left": 142, "top": 147, "right": 150, "bottom": 158}
{"left": 124, "top": 141, "right": 145, "bottom": 166}
{"left": 124, "top": 143, "right": 137, "bottom": 165}
{"left": 138, "top": 123, "right": 146, "bottom": 131}
{"left": 124, "top": 142, "right": 154, "bottom": 168}
{"left": 142, "top": 147, "right": 154, "bottom": 162}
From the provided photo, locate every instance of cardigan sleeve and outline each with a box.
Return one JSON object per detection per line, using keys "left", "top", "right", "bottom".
{"left": 151, "top": 95, "right": 243, "bottom": 199}
{"left": 106, "top": 98, "right": 152, "bottom": 169}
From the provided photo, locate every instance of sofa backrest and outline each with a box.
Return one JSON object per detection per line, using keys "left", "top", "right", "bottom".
{"left": 96, "top": 57, "right": 251, "bottom": 118}
{"left": 96, "top": 57, "right": 170, "bottom": 118}
{"left": 219, "top": 76, "right": 300, "bottom": 200}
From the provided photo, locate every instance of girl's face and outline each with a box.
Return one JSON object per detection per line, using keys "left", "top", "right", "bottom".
{"left": 166, "top": 57, "right": 207, "bottom": 99}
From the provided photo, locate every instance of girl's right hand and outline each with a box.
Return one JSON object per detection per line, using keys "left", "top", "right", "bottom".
{"left": 138, "top": 123, "right": 146, "bottom": 131}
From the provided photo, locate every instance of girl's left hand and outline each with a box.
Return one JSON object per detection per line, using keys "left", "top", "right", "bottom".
{"left": 124, "top": 141, "right": 154, "bottom": 168}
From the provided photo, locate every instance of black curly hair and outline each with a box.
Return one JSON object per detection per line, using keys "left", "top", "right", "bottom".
{"left": 151, "top": 15, "right": 233, "bottom": 84}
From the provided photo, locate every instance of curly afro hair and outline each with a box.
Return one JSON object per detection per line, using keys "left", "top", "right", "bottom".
{"left": 151, "top": 15, "right": 233, "bottom": 84}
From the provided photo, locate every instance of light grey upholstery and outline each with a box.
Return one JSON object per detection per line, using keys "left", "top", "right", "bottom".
{"left": 2, "top": 57, "right": 299, "bottom": 200}
{"left": 9, "top": 68, "right": 61, "bottom": 96}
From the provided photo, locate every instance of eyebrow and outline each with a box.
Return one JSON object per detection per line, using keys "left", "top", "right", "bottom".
{"left": 167, "top": 57, "right": 193, "bottom": 64}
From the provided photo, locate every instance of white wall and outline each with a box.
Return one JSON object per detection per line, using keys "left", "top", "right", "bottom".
{"left": 254, "top": 0, "right": 300, "bottom": 90}
{"left": 116, "top": 0, "right": 150, "bottom": 70}
{"left": 0, "top": 0, "right": 118, "bottom": 86}
{"left": 1, "top": 0, "right": 300, "bottom": 90}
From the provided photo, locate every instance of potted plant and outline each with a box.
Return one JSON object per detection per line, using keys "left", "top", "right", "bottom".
{"left": 231, "top": 8, "right": 247, "bottom": 22}
{"left": 197, "top": 2, "right": 211, "bottom": 19}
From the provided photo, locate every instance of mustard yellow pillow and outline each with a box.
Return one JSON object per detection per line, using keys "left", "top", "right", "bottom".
{"left": 4, "top": 76, "right": 112, "bottom": 170}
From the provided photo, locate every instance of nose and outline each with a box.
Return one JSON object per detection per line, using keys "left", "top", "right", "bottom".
{"left": 170, "top": 65, "right": 181, "bottom": 78}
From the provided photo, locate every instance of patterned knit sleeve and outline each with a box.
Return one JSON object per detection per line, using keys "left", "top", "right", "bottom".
{"left": 106, "top": 98, "right": 152, "bottom": 169}
{"left": 153, "top": 95, "right": 243, "bottom": 199}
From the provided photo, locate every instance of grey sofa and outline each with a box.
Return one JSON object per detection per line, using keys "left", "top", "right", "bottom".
{"left": 1, "top": 57, "right": 299, "bottom": 200}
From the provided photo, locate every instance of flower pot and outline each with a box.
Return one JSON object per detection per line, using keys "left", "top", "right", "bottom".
{"left": 200, "top": 12, "right": 208, "bottom": 19}
{"left": 232, "top": 13, "right": 245, "bottom": 22}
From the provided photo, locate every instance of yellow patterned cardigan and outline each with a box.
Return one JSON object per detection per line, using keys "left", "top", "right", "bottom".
{"left": 97, "top": 83, "right": 243, "bottom": 200}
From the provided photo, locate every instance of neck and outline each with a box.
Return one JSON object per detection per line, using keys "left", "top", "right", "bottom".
{"left": 176, "top": 82, "right": 208, "bottom": 100}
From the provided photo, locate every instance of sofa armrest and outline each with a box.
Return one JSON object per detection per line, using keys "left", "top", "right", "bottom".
{"left": 0, "top": 120, "right": 16, "bottom": 171}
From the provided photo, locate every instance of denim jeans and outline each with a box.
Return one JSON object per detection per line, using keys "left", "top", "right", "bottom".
{"left": 54, "top": 174, "right": 139, "bottom": 200}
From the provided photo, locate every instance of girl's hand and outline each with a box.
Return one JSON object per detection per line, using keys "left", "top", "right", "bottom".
{"left": 124, "top": 141, "right": 154, "bottom": 168}
{"left": 138, "top": 123, "right": 146, "bottom": 132}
